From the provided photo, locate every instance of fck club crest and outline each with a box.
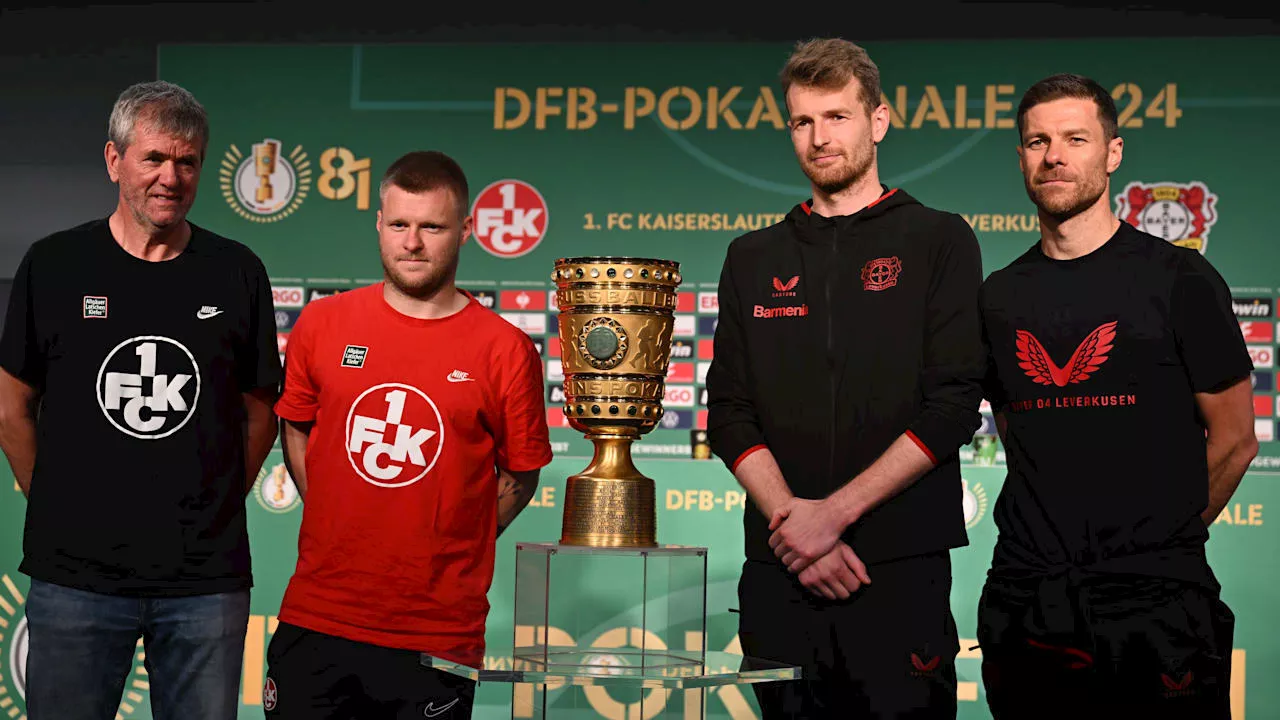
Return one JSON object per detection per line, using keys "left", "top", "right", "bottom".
{"left": 345, "top": 383, "right": 444, "bottom": 487}
{"left": 861, "top": 256, "right": 902, "bottom": 291}
{"left": 1115, "top": 181, "right": 1218, "bottom": 254}
{"left": 97, "top": 336, "right": 201, "bottom": 440}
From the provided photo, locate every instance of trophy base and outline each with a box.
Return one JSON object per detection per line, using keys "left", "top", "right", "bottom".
{"left": 559, "top": 434, "right": 657, "bottom": 548}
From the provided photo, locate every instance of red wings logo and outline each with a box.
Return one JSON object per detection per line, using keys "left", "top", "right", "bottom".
{"left": 1161, "top": 671, "right": 1194, "bottom": 691}
{"left": 910, "top": 653, "right": 940, "bottom": 673}
{"left": 1016, "top": 321, "right": 1117, "bottom": 387}
{"left": 771, "top": 275, "right": 799, "bottom": 298}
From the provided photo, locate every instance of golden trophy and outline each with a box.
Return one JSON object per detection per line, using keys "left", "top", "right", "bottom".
{"left": 253, "top": 139, "right": 279, "bottom": 204}
{"left": 552, "top": 256, "right": 681, "bottom": 547}
{"left": 417, "top": 257, "right": 802, "bottom": 711}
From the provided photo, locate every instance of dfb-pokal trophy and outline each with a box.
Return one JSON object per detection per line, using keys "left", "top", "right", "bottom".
{"left": 420, "top": 257, "right": 800, "bottom": 719}
{"left": 553, "top": 256, "right": 681, "bottom": 547}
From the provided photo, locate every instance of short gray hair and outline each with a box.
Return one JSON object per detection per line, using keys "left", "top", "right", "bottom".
{"left": 108, "top": 81, "right": 209, "bottom": 158}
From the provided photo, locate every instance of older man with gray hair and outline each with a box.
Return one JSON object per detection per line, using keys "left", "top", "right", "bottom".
{"left": 0, "top": 80, "right": 281, "bottom": 719}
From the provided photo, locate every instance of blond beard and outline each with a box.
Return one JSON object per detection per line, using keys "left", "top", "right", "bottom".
{"left": 803, "top": 144, "right": 875, "bottom": 196}
{"left": 383, "top": 255, "right": 458, "bottom": 299}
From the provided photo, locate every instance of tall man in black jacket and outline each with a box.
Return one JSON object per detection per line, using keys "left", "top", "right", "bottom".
{"left": 706, "top": 38, "right": 985, "bottom": 719}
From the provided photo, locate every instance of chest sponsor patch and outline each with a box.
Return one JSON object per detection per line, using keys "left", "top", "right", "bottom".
{"left": 83, "top": 296, "right": 108, "bottom": 318}
{"left": 342, "top": 345, "right": 368, "bottom": 368}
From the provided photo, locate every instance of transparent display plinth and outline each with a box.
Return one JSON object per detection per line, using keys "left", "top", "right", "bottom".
{"left": 421, "top": 649, "right": 799, "bottom": 718}
{"left": 416, "top": 542, "right": 800, "bottom": 718}
{"left": 514, "top": 542, "right": 708, "bottom": 669}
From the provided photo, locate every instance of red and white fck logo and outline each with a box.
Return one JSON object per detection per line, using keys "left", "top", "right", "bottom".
{"left": 471, "top": 179, "right": 549, "bottom": 259}
{"left": 345, "top": 383, "right": 444, "bottom": 487}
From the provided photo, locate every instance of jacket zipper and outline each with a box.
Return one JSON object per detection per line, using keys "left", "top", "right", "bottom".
{"left": 827, "top": 225, "right": 838, "bottom": 485}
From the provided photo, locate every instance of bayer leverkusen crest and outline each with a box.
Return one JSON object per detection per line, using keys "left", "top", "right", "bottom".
{"left": 1114, "top": 181, "right": 1218, "bottom": 254}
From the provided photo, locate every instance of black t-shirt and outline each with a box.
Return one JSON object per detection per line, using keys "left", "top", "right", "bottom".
{"left": 979, "top": 222, "right": 1251, "bottom": 590}
{"left": 0, "top": 218, "right": 281, "bottom": 596}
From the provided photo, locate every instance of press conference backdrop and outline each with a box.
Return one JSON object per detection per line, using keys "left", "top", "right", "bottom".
{"left": 1, "top": 39, "right": 1277, "bottom": 718}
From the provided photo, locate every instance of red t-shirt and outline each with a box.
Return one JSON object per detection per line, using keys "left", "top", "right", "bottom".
{"left": 274, "top": 284, "right": 552, "bottom": 665}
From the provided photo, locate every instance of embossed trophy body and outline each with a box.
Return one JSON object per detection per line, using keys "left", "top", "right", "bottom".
{"left": 552, "top": 257, "right": 681, "bottom": 547}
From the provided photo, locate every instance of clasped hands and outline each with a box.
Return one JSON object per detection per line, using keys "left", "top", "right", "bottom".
{"left": 768, "top": 498, "right": 870, "bottom": 600}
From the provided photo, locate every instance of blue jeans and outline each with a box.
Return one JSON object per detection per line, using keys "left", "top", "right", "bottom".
{"left": 24, "top": 578, "right": 250, "bottom": 720}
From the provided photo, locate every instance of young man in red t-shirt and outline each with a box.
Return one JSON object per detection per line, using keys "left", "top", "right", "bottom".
{"left": 265, "top": 151, "right": 552, "bottom": 720}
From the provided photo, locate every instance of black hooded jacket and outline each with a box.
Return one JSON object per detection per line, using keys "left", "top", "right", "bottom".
{"left": 706, "top": 187, "right": 985, "bottom": 565}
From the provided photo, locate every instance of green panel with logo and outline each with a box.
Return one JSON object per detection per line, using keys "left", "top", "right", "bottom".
{"left": 1, "top": 40, "right": 1277, "bottom": 718}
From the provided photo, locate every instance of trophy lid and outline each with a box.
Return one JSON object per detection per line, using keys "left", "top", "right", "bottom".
{"left": 555, "top": 256, "right": 680, "bottom": 268}
{"left": 551, "top": 257, "right": 682, "bottom": 285}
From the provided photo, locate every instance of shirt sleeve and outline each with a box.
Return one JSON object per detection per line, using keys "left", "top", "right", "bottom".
{"left": 274, "top": 302, "right": 320, "bottom": 423}
{"left": 0, "top": 244, "right": 46, "bottom": 390}
{"left": 1171, "top": 250, "right": 1253, "bottom": 393}
{"left": 904, "top": 214, "right": 986, "bottom": 463}
{"left": 706, "top": 242, "right": 770, "bottom": 472}
{"left": 238, "top": 253, "right": 284, "bottom": 393}
{"left": 495, "top": 332, "right": 553, "bottom": 472}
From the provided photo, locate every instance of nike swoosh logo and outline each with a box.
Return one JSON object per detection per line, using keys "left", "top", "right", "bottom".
{"left": 423, "top": 698, "right": 459, "bottom": 717}
{"left": 196, "top": 309, "right": 224, "bottom": 320}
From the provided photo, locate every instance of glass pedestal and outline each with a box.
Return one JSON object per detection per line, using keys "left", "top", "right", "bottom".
{"left": 421, "top": 542, "right": 800, "bottom": 718}
{"left": 421, "top": 648, "right": 799, "bottom": 718}
{"left": 514, "top": 542, "right": 708, "bottom": 669}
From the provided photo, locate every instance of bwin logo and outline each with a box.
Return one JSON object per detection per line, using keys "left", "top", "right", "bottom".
{"left": 97, "top": 336, "right": 201, "bottom": 439}
{"left": 346, "top": 383, "right": 444, "bottom": 488}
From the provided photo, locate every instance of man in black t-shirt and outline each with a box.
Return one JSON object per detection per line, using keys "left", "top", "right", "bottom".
{"left": 977, "top": 74, "right": 1256, "bottom": 719}
{"left": 0, "top": 81, "right": 281, "bottom": 719}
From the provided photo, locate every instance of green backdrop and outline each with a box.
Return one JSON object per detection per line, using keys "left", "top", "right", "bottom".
{"left": 1, "top": 39, "right": 1278, "bottom": 718}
